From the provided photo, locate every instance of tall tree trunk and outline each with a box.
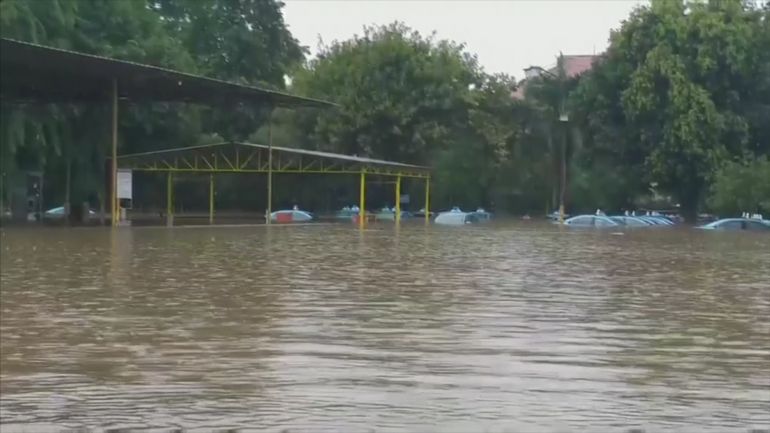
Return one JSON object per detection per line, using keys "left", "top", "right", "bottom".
{"left": 679, "top": 186, "right": 701, "bottom": 224}
{"left": 547, "top": 132, "right": 558, "bottom": 212}
{"left": 559, "top": 122, "right": 567, "bottom": 215}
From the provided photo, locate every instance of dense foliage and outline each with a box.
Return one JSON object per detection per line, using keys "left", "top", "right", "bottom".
{"left": 709, "top": 157, "right": 770, "bottom": 215}
{"left": 288, "top": 24, "right": 532, "bottom": 210}
{"left": 1, "top": 0, "right": 768, "bottom": 220}
{"left": 571, "top": 0, "right": 770, "bottom": 219}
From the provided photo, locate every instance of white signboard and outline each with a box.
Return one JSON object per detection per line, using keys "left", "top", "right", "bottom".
{"left": 400, "top": 194, "right": 410, "bottom": 204}
{"left": 117, "top": 169, "right": 133, "bottom": 199}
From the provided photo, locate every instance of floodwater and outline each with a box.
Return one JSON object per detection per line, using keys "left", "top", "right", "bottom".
{"left": 1, "top": 222, "right": 769, "bottom": 432}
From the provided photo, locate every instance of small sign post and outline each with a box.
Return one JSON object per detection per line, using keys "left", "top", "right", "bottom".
{"left": 116, "top": 169, "right": 132, "bottom": 222}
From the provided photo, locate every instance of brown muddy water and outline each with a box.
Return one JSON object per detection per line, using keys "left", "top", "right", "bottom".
{"left": 1, "top": 222, "right": 769, "bottom": 432}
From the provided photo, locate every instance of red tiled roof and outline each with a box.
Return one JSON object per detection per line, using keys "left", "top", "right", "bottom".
{"left": 554, "top": 55, "right": 598, "bottom": 78}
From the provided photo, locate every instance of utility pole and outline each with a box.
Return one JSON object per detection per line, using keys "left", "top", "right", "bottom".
{"left": 556, "top": 53, "right": 568, "bottom": 224}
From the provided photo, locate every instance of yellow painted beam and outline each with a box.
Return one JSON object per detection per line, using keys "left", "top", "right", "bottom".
{"left": 425, "top": 176, "right": 431, "bottom": 225}
{"left": 121, "top": 167, "right": 429, "bottom": 178}
{"left": 359, "top": 170, "right": 366, "bottom": 229}
{"left": 209, "top": 173, "right": 214, "bottom": 225}
{"left": 395, "top": 174, "right": 401, "bottom": 225}
{"left": 166, "top": 172, "right": 174, "bottom": 227}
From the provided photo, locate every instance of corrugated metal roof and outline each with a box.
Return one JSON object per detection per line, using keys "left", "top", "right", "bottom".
{"left": 118, "top": 142, "right": 430, "bottom": 171}
{"left": 0, "top": 38, "right": 334, "bottom": 108}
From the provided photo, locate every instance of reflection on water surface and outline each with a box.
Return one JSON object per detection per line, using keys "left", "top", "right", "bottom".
{"left": 1, "top": 223, "right": 769, "bottom": 431}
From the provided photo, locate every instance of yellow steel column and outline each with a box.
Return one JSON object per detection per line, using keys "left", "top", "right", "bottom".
{"left": 266, "top": 110, "right": 273, "bottom": 225}
{"left": 209, "top": 173, "right": 214, "bottom": 225}
{"left": 359, "top": 170, "right": 366, "bottom": 228}
{"left": 395, "top": 174, "right": 402, "bottom": 225}
{"left": 111, "top": 78, "right": 118, "bottom": 227}
{"left": 424, "top": 176, "right": 431, "bottom": 224}
{"left": 166, "top": 172, "right": 174, "bottom": 227}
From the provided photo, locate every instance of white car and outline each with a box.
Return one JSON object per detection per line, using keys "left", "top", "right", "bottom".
{"left": 435, "top": 211, "right": 479, "bottom": 226}
{"left": 270, "top": 209, "right": 313, "bottom": 223}
{"left": 44, "top": 206, "right": 97, "bottom": 220}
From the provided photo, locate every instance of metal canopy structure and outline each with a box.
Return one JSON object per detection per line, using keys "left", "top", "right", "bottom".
{"left": 118, "top": 142, "right": 432, "bottom": 227}
{"left": 0, "top": 38, "right": 333, "bottom": 107}
{"left": 0, "top": 37, "right": 338, "bottom": 227}
{"left": 118, "top": 142, "right": 430, "bottom": 178}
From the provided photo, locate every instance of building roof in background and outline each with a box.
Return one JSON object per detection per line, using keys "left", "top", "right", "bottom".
{"left": 511, "top": 54, "right": 599, "bottom": 100}
{"left": 0, "top": 38, "right": 335, "bottom": 108}
{"left": 556, "top": 55, "right": 598, "bottom": 78}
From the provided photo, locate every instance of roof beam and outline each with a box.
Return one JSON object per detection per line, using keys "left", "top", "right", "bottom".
{"left": 0, "top": 38, "right": 335, "bottom": 109}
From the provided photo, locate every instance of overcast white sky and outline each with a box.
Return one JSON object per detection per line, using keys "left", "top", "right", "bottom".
{"left": 283, "top": 0, "right": 647, "bottom": 80}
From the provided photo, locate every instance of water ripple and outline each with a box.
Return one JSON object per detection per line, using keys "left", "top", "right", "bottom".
{"left": 1, "top": 223, "right": 769, "bottom": 432}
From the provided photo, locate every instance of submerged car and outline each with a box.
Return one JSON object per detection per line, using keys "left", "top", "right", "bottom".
{"left": 373, "top": 207, "right": 413, "bottom": 221}
{"left": 44, "top": 206, "right": 97, "bottom": 220}
{"left": 698, "top": 218, "right": 770, "bottom": 231}
{"left": 270, "top": 209, "right": 313, "bottom": 223}
{"left": 471, "top": 208, "right": 493, "bottom": 222}
{"left": 546, "top": 211, "right": 570, "bottom": 221}
{"left": 335, "top": 207, "right": 359, "bottom": 221}
{"left": 637, "top": 215, "right": 674, "bottom": 225}
{"left": 563, "top": 215, "right": 620, "bottom": 227}
{"left": 609, "top": 216, "right": 652, "bottom": 227}
{"left": 434, "top": 211, "right": 480, "bottom": 226}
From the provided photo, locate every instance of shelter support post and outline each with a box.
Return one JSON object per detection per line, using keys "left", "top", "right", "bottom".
{"left": 209, "top": 174, "right": 214, "bottom": 225}
{"left": 424, "top": 176, "right": 431, "bottom": 225}
{"left": 166, "top": 172, "right": 174, "bottom": 227}
{"left": 266, "top": 111, "right": 273, "bottom": 225}
{"left": 395, "top": 175, "right": 401, "bottom": 225}
{"left": 111, "top": 78, "right": 118, "bottom": 227}
{"left": 559, "top": 119, "right": 567, "bottom": 224}
{"left": 359, "top": 171, "right": 366, "bottom": 228}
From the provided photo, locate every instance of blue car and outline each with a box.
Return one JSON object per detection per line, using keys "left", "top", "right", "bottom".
{"left": 698, "top": 218, "right": 770, "bottom": 231}
{"left": 547, "top": 211, "right": 570, "bottom": 221}
{"left": 610, "top": 216, "right": 653, "bottom": 227}
{"left": 472, "top": 208, "right": 493, "bottom": 222}
{"left": 642, "top": 216, "right": 675, "bottom": 225}
{"left": 563, "top": 215, "right": 620, "bottom": 227}
{"left": 374, "top": 208, "right": 413, "bottom": 221}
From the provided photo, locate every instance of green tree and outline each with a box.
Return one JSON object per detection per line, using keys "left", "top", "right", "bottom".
{"left": 291, "top": 23, "right": 479, "bottom": 163}
{"left": 290, "top": 23, "right": 540, "bottom": 211}
{"left": 151, "top": 0, "right": 306, "bottom": 141}
{"left": 151, "top": 0, "right": 303, "bottom": 86}
{"left": 523, "top": 54, "right": 586, "bottom": 214}
{"left": 709, "top": 157, "right": 770, "bottom": 216}
{"left": 572, "top": 0, "right": 769, "bottom": 220}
